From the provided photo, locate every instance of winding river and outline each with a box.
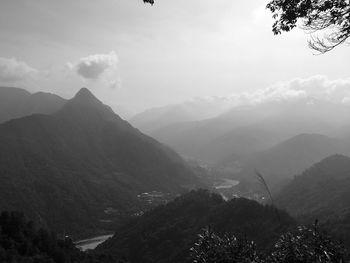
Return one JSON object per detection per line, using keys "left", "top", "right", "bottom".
{"left": 75, "top": 234, "right": 114, "bottom": 251}
{"left": 75, "top": 179, "right": 239, "bottom": 251}
{"left": 214, "top": 178, "right": 240, "bottom": 189}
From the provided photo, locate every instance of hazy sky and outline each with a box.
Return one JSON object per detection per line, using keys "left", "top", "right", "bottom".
{"left": 0, "top": 0, "right": 349, "bottom": 114}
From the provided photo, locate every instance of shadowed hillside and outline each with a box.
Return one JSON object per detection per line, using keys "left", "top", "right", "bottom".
{"left": 277, "top": 154, "right": 350, "bottom": 247}
{"left": 97, "top": 189, "right": 294, "bottom": 263}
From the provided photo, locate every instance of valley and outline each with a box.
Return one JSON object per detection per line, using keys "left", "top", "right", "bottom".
{"left": 1, "top": 1, "right": 350, "bottom": 262}
{"left": 0, "top": 87, "right": 350, "bottom": 262}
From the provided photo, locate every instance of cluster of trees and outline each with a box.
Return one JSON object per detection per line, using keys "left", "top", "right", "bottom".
{"left": 191, "top": 224, "right": 349, "bottom": 263}
{"left": 0, "top": 211, "right": 119, "bottom": 263}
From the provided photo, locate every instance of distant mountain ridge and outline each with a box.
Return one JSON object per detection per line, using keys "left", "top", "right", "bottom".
{"left": 0, "top": 88, "right": 201, "bottom": 237}
{"left": 0, "top": 86, "right": 66, "bottom": 123}
{"left": 221, "top": 133, "right": 350, "bottom": 188}
{"left": 149, "top": 98, "right": 350, "bottom": 165}
{"left": 130, "top": 97, "right": 237, "bottom": 134}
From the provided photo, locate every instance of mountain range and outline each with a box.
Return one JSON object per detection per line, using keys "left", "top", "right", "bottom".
{"left": 220, "top": 133, "right": 350, "bottom": 189}
{"left": 0, "top": 88, "right": 201, "bottom": 237}
{"left": 129, "top": 97, "right": 239, "bottom": 134}
{"left": 149, "top": 98, "right": 350, "bottom": 165}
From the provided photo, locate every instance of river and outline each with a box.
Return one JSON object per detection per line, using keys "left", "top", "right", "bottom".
{"left": 75, "top": 234, "right": 114, "bottom": 251}
{"left": 214, "top": 178, "right": 240, "bottom": 189}
{"left": 75, "top": 179, "right": 239, "bottom": 250}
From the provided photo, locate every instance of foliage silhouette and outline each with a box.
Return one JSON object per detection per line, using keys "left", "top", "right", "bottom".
{"left": 143, "top": 0, "right": 349, "bottom": 53}
{"left": 191, "top": 227, "right": 260, "bottom": 263}
{"left": 267, "top": 0, "right": 350, "bottom": 53}
{"left": 191, "top": 223, "right": 348, "bottom": 263}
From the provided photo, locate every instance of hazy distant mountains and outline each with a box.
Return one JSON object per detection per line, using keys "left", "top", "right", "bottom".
{"left": 0, "top": 86, "right": 66, "bottom": 123}
{"left": 0, "top": 88, "right": 200, "bottom": 236}
{"left": 221, "top": 133, "right": 350, "bottom": 188}
{"left": 148, "top": 99, "right": 350, "bottom": 163}
{"left": 129, "top": 98, "right": 350, "bottom": 189}
{"left": 130, "top": 97, "right": 237, "bottom": 134}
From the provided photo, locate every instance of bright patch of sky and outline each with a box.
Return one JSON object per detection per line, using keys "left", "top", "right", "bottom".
{"left": 0, "top": 0, "right": 349, "bottom": 114}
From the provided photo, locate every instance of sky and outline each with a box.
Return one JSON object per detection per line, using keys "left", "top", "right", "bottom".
{"left": 0, "top": 0, "right": 349, "bottom": 116}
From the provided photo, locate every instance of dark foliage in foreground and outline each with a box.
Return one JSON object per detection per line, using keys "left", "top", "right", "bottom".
{"left": 191, "top": 228, "right": 260, "bottom": 263}
{"left": 2, "top": 197, "right": 348, "bottom": 263}
{"left": 144, "top": 0, "right": 349, "bottom": 53}
{"left": 191, "top": 224, "right": 349, "bottom": 263}
{"left": 267, "top": 0, "right": 350, "bottom": 53}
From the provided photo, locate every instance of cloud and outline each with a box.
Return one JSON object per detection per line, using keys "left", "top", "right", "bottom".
{"left": 221, "top": 75, "right": 350, "bottom": 107}
{"left": 232, "top": 86, "right": 307, "bottom": 105}
{"left": 75, "top": 51, "right": 119, "bottom": 80}
{"left": 187, "top": 76, "right": 350, "bottom": 111}
{"left": 272, "top": 75, "right": 350, "bottom": 103}
{"left": 0, "top": 57, "right": 37, "bottom": 82}
{"left": 69, "top": 51, "right": 121, "bottom": 89}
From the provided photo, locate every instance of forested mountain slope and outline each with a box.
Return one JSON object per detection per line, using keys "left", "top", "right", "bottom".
{"left": 0, "top": 88, "right": 200, "bottom": 237}
{"left": 276, "top": 154, "right": 350, "bottom": 247}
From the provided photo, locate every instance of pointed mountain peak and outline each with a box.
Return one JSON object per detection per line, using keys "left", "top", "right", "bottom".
{"left": 73, "top": 87, "right": 99, "bottom": 102}
{"left": 55, "top": 87, "right": 120, "bottom": 123}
